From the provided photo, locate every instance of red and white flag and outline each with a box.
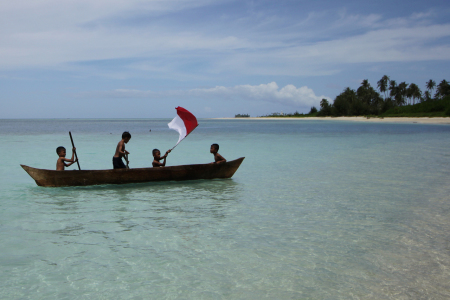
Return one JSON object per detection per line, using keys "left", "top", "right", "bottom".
{"left": 168, "top": 107, "right": 198, "bottom": 147}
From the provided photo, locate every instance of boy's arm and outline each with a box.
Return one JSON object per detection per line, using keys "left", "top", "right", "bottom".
{"left": 115, "top": 141, "right": 129, "bottom": 156}
{"left": 62, "top": 151, "right": 77, "bottom": 163}
{"left": 62, "top": 147, "right": 76, "bottom": 165}
{"left": 162, "top": 150, "right": 171, "bottom": 159}
{"left": 121, "top": 142, "right": 130, "bottom": 155}
{"left": 215, "top": 154, "right": 226, "bottom": 164}
{"left": 161, "top": 157, "right": 167, "bottom": 166}
{"left": 152, "top": 159, "right": 165, "bottom": 167}
{"left": 70, "top": 147, "right": 75, "bottom": 161}
{"left": 63, "top": 158, "right": 78, "bottom": 166}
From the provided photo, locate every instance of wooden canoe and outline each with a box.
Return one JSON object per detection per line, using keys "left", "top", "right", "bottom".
{"left": 21, "top": 157, "right": 245, "bottom": 187}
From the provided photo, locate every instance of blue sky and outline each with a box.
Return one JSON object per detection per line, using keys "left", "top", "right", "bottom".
{"left": 1, "top": 0, "right": 450, "bottom": 118}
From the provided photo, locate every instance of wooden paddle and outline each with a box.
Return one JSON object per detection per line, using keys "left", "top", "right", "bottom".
{"left": 69, "top": 131, "right": 81, "bottom": 170}
{"left": 125, "top": 153, "right": 129, "bottom": 169}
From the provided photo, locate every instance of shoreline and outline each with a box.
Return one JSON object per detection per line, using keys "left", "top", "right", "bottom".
{"left": 214, "top": 117, "right": 450, "bottom": 125}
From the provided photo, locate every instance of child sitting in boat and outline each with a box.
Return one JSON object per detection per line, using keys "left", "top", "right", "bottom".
{"left": 113, "top": 131, "right": 131, "bottom": 169}
{"left": 152, "top": 149, "right": 171, "bottom": 167}
{"left": 210, "top": 143, "right": 226, "bottom": 164}
{"left": 56, "top": 146, "right": 78, "bottom": 170}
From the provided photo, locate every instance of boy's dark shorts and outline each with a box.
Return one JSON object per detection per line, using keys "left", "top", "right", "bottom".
{"left": 112, "top": 157, "right": 126, "bottom": 169}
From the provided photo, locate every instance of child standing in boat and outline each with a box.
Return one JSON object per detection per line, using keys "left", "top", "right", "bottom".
{"left": 56, "top": 146, "right": 78, "bottom": 170}
{"left": 152, "top": 149, "right": 171, "bottom": 167}
{"left": 210, "top": 143, "right": 226, "bottom": 164}
{"left": 113, "top": 132, "right": 131, "bottom": 169}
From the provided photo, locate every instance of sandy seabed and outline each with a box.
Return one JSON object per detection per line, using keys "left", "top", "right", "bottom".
{"left": 216, "top": 117, "right": 450, "bottom": 125}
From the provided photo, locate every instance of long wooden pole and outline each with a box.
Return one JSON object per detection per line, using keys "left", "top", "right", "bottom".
{"left": 69, "top": 131, "right": 81, "bottom": 170}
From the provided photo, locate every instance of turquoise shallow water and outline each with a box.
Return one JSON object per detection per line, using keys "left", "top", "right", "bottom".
{"left": 1, "top": 119, "right": 450, "bottom": 299}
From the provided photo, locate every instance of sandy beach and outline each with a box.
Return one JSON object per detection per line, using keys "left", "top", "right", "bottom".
{"left": 217, "top": 117, "right": 450, "bottom": 125}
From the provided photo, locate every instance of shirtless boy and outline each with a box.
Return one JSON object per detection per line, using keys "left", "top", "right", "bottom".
{"left": 152, "top": 149, "right": 171, "bottom": 167}
{"left": 56, "top": 146, "right": 77, "bottom": 170}
{"left": 210, "top": 143, "right": 226, "bottom": 164}
{"left": 113, "top": 131, "right": 131, "bottom": 169}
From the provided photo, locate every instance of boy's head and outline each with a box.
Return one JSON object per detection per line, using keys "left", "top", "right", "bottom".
{"left": 152, "top": 149, "right": 160, "bottom": 157}
{"left": 122, "top": 131, "right": 131, "bottom": 143}
{"left": 56, "top": 146, "right": 66, "bottom": 157}
{"left": 210, "top": 143, "right": 219, "bottom": 153}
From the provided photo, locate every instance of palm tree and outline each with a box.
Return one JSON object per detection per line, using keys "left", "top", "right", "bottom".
{"left": 406, "top": 85, "right": 413, "bottom": 105}
{"left": 370, "top": 88, "right": 383, "bottom": 114}
{"left": 377, "top": 75, "right": 390, "bottom": 100}
{"left": 361, "top": 79, "right": 370, "bottom": 89}
{"left": 426, "top": 79, "right": 436, "bottom": 100}
{"left": 397, "top": 82, "right": 408, "bottom": 106}
{"left": 357, "top": 80, "right": 371, "bottom": 105}
{"left": 320, "top": 98, "right": 329, "bottom": 109}
{"left": 435, "top": 80, "right": 450, "bottom": 99}
{"left": 389, "top": 80, "right": 398, "bottom": 106}
{"left": 407, "top": 83, "right": 422, "bottom": 105}
{"left": 423, "top": 90, "right": 431, "bottom": 102}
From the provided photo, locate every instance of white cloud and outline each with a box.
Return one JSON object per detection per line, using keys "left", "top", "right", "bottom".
{"left": 334, "top": 10, "right": 382, "bottom": 29}
{"left": 0, "top": 0, "right": 241, "bottom": 69}
{"left": 0, "top": 1, "right": 449, "bottom": 78}
{"left": 82, "top": 82, "right": 330, "bottom": 108}
{"left": 291, "top": 24, "right": 450, "bottom": 63}
{"left": 189, "top": 82, "right": 329, "bottom": 107}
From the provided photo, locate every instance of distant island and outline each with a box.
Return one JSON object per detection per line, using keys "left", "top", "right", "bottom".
{"left": 236, "top": 76, "right": 450, "bottom": 118}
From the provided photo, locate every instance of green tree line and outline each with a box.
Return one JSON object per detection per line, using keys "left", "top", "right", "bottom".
{"left": 317, "top": 76, "right": 450, "bottom": 117}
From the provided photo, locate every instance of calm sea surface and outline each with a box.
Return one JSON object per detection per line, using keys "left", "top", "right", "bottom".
{"left": 1, "top": 118, "right": 450, "bottom": 299}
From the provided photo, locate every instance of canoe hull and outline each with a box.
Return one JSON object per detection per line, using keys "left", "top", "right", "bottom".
{"left": 21, "top": 157, "right": 245, "bottom": 187}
